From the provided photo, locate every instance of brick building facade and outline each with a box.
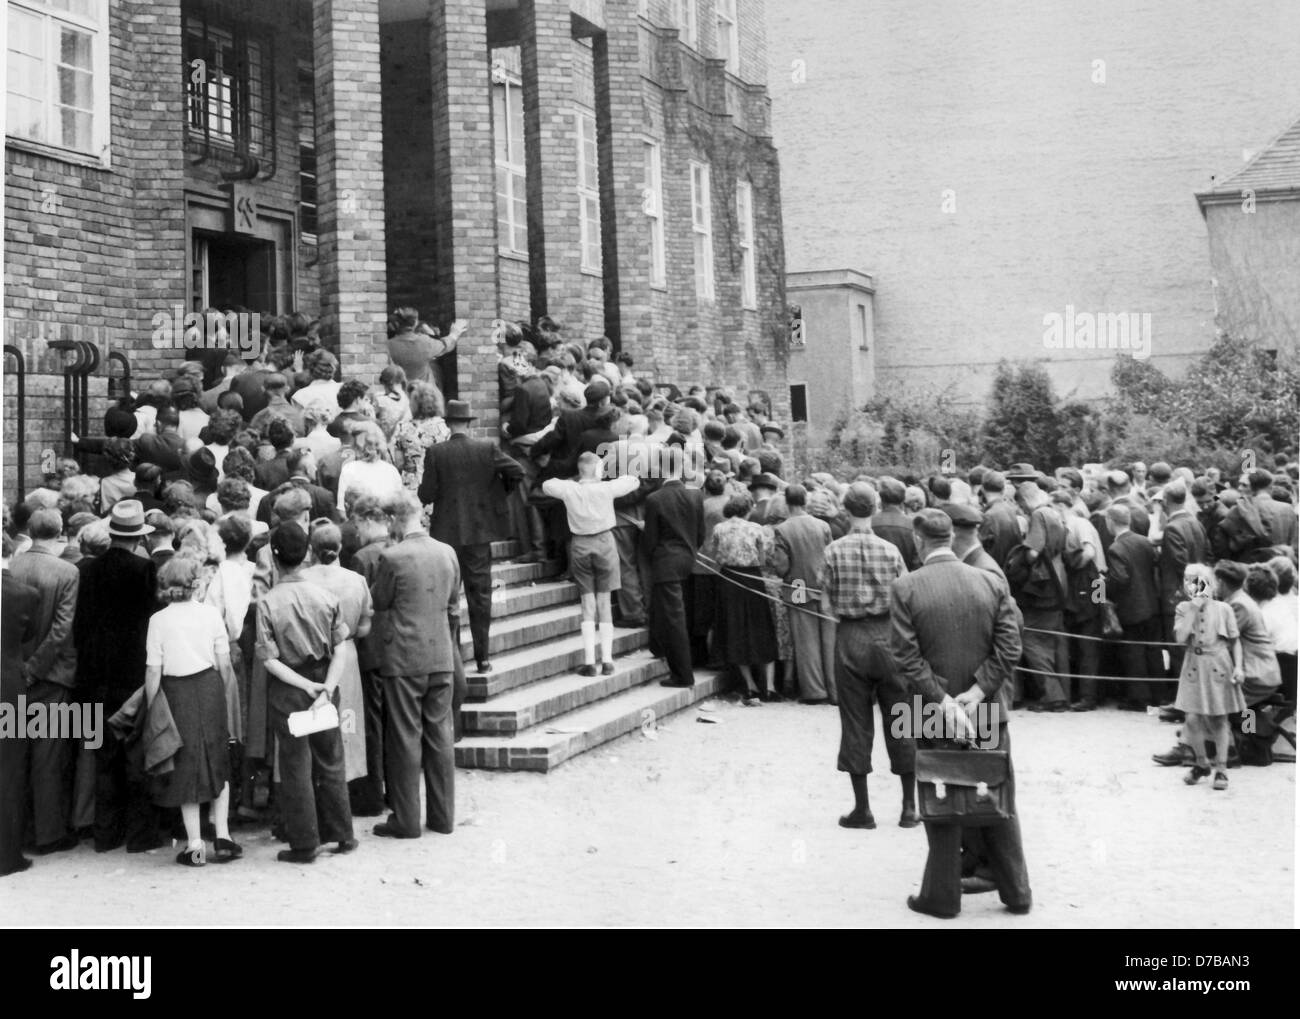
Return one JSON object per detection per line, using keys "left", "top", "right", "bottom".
{"left": 766, "top": 0, "right": 1300, "bottom": 416}
{"left": 3, "top": 0, "right": 787, "bottom": 498}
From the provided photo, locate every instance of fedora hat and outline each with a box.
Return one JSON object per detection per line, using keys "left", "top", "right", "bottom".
{"left": 444, "top": 399, "right": 476, "bottom": 422}
{"left": 107, "top": 499, "right": 155, "bottom": 538}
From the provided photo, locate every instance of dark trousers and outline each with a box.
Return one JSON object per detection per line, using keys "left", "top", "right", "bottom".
{"left": 1117, "top": 616, "right": 1164, "bottom": 706}
{"left": 456, "top": 543, "right": 493, "bottom": 664}
{"left": 25, "top": 680, "right": 73, "bottom": 847}
{"left": 382, "top": 672, "right": 455, "bottom": 836}
{"left": 612, "top": 524, "right": 647, "bottom": 622}
{"left": 350, "top": 667, "right": 386, "bottom": 810}
{"left": 0, "top": 688, "right": 28, "bottom": 872}
{"left": 649, "top": 579, "right": 694, "bottom": 686}
{"left": 1018, "top": 608, "right": 1067, "bottom": 705}
{"left": 270, "top": 678, "right": 353, "bottom": 852}
{"left": 1069, "top": 612, "right": 1103, "bottom": 704}
{"left": 917, "top": 726, "right": 1031, "bottom": 916}
{"left": 835, "top": 617, "right": 913, "bottom": 775}
{"left": 507, "top": 445, "right": 546, "bottom": 557}
{"left": 94, "top": 732, "right": 160, "bottom": 852}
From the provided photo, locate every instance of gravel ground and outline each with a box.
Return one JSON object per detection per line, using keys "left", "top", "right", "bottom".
{"left": 2, "top": 698, "right": 1294, "bottom": 927}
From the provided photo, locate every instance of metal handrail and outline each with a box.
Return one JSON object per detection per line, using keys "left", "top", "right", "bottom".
{"left": 3, "top": 345, "right": 27, "bottom": 501}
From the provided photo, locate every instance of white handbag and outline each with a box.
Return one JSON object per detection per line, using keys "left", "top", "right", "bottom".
{"left": 287, "top": 700, "right": 339, "bottom": 737}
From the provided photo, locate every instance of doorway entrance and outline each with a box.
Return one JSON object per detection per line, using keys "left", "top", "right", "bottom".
{"left": 192, "top": 231, "right": 276, "bottom": 313}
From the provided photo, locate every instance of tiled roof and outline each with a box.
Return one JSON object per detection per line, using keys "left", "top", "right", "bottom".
{"left": 1200, "top": 113, "right": 1300, "bottom": 197}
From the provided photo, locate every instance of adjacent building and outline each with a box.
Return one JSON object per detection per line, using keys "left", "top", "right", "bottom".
{"left": 766, "top": 0, "right": 1300, "bottom": 435}
{"left": 1195, "top": 114, "right": 1300, "bottom": 358}
{"left": 3, "top": 0, "right": 787, "bottom": 496}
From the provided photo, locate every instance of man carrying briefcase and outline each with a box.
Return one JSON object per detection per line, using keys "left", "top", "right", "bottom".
{"left": 890, "top": 509, "right": 1032, "bottom": 919}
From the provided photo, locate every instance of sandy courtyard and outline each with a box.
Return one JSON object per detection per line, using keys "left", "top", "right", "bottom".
{"left": 2, "top": 698, "right": 1295, "bottom": 927}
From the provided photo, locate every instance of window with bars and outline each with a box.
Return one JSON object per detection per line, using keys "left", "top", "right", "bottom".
{"left": 183, "top": 13, "right": 271, "bottom": 158}
{"left": 716, "top": 0, "right": 739, "bottom": 74}
{"left": 643, "top": 139, "right": 666, "bottom": 288}
{"left": 690, "top": 160, "right": 714, "bottom": 302}
{"left": 492, "top": 57, "right": 528, "bottom": 256}
{"left": 576, "top": 109, "right": 601, "bottom": 272}
{"left": 5, "top": 0, "right": 109, "bottom": 160}
{"left": 736, "top": 179, "right": 756, "bottom": 309}
{"left": 298, "top": 66, "right": 317, "bottom": 242}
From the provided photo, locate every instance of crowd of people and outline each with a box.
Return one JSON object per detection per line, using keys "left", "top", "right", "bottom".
{"left": 1, "top": 305, "right": 1296, "bottom": 918}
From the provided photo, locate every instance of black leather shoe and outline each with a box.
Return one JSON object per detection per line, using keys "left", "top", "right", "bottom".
{"left": 1006, "top": 901, "right": 1032, "bottom": 915}
{"left": 1153, "top": 744, "right": 1194, "bottom": 767}
{"left": 0, "top": 857, "right": 33, "bottom": 876}
{"left": 34, "top": 833, "right": 79, "bottom": 856}
{"left": 277, "top": 848, "right": 319, "bottom": 864}
{"left": 898, "top": 807, "right": 921, "bottom": 828}
{"left": 475, "top": 660, "right": 492, "bottom": 674}
{"left": 961, "top": 875, "right": 998, "bottom": 895}
{"left": 332, "top": 839, "right": 359, "bottom": 854}
{"left": 372, "top": 822, "right": 419, "bottom": 839}
{"left": 907, "top": 895, "right": 958, "bottom": 919}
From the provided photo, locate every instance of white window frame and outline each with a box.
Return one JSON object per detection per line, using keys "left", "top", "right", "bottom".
{"left": 736, "top": 179, "right": 757, "bottom": 309}
{"left": 576, "top": 108, "right": 602, "bottom": 273}
{"left": 672, "top": 0, "right": 699, "bottom": 48}
{"left": 492, "top": 60, "right": 528, "bottom": 256}
{"left": 690, "top": 159, "right": 714, "bottom": 302}
{"left": 716, "top": 0, "right": 740, "bottom": 74}
{"left": 643, "top": 138, "right": 666, "bottom": 289}
{"left": 5, "top": 0, "right": 111, "bottom": 165}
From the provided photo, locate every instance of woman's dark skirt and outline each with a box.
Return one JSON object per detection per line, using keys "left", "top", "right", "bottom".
{"left": 713, "top": 566, "right": 778, "bottom": 666}
{"left": 152, "top": 668, "right": 230, "bottom": 808}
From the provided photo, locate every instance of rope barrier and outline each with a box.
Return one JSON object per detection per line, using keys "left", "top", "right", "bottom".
{"left": 1022, "top": 625, "right": 1180, "bottom": 649}
{"left": 1016, "top": 665, "right": 1176, "bottom": 684}
{"left": 693, "top": 559, "right": 840, "bottom": 623}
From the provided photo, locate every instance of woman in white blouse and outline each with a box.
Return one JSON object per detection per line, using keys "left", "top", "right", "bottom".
{"left": 336, "top": 421, "right": 402, "bottom": 515}
{"left": 144, "top": 557, "right": 240, "bottom": 867}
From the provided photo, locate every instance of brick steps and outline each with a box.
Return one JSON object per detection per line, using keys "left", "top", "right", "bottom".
{"left": 461, "top": 651, "right": 669, "bottom": 735}
{"left": 489, "top": 558, "right": 562, "bottom": 586}
{"left": 456, "top": 578, "right": 578, "bottom": 621}
{"left": 490, "top": 540, "right": 522, "bottom": 560}
{"left": 458, "top": 603, "right": 583, "bottom": 660}
{"left": 465, "top": 626, "right": 650, "bottom": 700}
{"left": 454, "top": 543, "right": 719, "bottom": 772}
{"left": 455, "top": 667, "right": 726, "bottom": 772}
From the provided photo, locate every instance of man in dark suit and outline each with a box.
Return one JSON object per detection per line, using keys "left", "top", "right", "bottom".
{"left": 1157, "top": 481, "right": 1207, "bottom": 687}
{"left": 870, "top": 477, "right": 920, "bottom": 571}
{"left": 136, "top": 406, "right": 186, "bottom": 480}
{"left": 1, "top": 538, "right": 41, "bottom": 876}
{"left": 253, "top": 418, "right": 296, "bottom": 492}
{"left": 73, "top": 500, "right": 162, "bottom": 853}
{"left": 7, "top": 509, "right": 80, "bottom": 855}
{"left": 1105, "top": 503, "right": 1162, "bottom": 709}
{"left": 257, "top": 449, "right": 338, "bottom": 527}
{"left": 1107, "top": 470, "right": 1150, "bottom": 536}
{"left": 891, "top": 509, "right": 1030, "bottom": 919}
{"left": 1245, "top": 468, "right": 1298, "bottom": 552}
{"left": 532, "top": 378, "right": 612, "bottom": 481}
{"left": 643, "top": 450, "right": 705, "bottom": 688}
{"left": 418, "top": 400, "right": 523, "bottom": 674}
{"left": 978, "top": 471, "right": 1022, "bottom": 570}
{"left": 369, "top": 492, "right": 461, "bottom": 838}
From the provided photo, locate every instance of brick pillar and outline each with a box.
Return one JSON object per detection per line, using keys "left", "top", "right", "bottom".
{"left": 429, "top": 0, "right": 500, "bottom": 435}
{"left": 313, "top": 0, "right": 388, "bottom": 381}
{"left": 519, "top": 0, "right": 581, "bottom": 326}
{"left": 595, "top": 1, "right": 650, "bottom": 353}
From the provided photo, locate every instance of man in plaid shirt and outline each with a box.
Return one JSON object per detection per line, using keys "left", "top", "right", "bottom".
{"left": 818, "top": 482, "right": 917, "bottom": 830}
